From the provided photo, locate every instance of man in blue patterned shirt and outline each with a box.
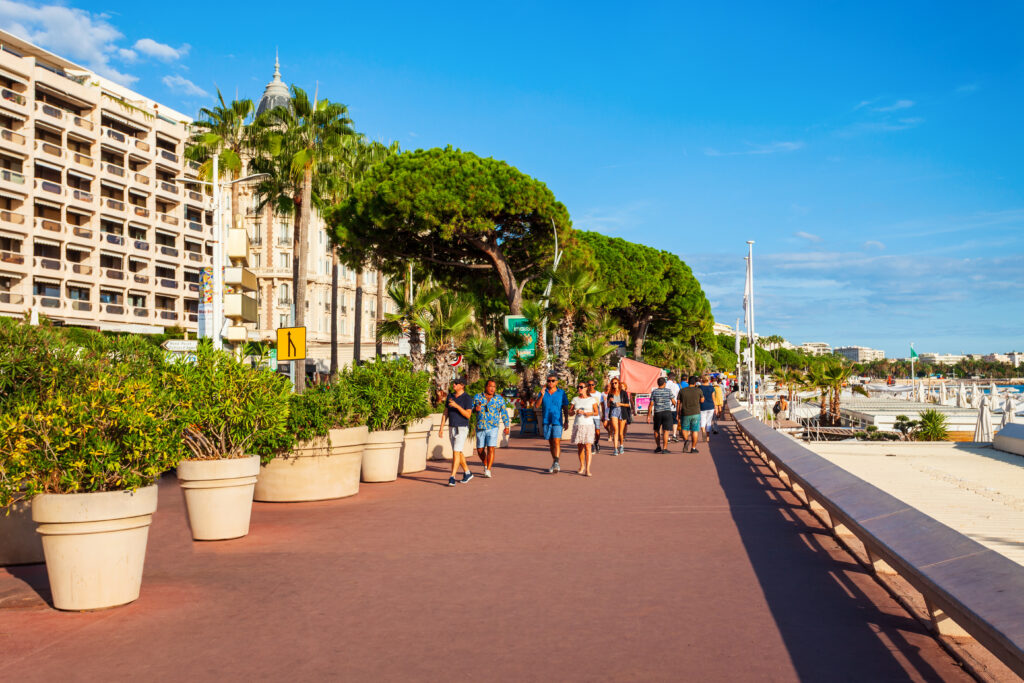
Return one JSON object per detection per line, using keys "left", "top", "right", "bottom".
{"left": 474, "top": 379, "right": 510, "bottom": 478}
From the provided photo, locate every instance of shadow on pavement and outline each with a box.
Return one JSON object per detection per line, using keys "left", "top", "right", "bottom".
{"left": 3, "top": 562, "right": 51, "bottom": 608}
{"left": 710, "top": 422, "right": 958, "bottom": 682}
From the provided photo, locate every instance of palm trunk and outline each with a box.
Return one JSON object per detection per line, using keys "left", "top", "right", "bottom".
{"left": 230, "top": 178, "right": 241, "bottom": 233}
{"left": 330, "top": 252, "right": 339, "bottom": 375}
{"left": 433, "top": 344, "right": 454, "bottom": 396}
{"left": 408, "top": 324, "right": 426, "bottom": 372}
{"left": 554, "top": 313, "right": 574, "bottom": 382}
{"left": 375, "top": 270, "right": 384, "bottom": 357}
{"left": 294, "top": 169, "right": 312, "bottom": 393}
{"left": 353, "top": 267, "right": 363, "bottom": 365}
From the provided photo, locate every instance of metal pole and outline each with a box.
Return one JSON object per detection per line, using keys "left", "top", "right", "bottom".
{"left": 747, "top": 241, "right": 756, "bottom": 407}
{"left": 734, "top": 317, "right": 741, "bottom": 392}
{"left": 211, "top": 153, "right": 223, "bottom": 351}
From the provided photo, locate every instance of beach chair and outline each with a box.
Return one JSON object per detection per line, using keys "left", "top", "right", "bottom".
{"left": 519, "top": 408, "right": 538, "bottom": 436}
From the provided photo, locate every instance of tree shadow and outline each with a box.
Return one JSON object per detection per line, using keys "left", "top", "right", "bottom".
{"left": 709, "top": 425, "right": 959, "bottom": 681}
{"left": 2, "top": 562, "right": 52, "bottom": 609}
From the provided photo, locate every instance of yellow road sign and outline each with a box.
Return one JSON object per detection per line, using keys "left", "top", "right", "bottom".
{"left": 277, "top": 326, "right": 306, "bottom": 361}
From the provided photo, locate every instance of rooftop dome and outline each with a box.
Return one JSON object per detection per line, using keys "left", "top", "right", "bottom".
{"left": 256, "top": 55, "right": 290, "bottom": 116}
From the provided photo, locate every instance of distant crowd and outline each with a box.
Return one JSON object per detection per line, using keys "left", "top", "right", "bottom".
{"left": 438, "top": 372, "right": 733, "bottom": 485}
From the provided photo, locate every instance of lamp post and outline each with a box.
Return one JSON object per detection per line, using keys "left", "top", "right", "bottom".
{"left": 173, "top": 157, "right": 268, "bottom": 350}
{"left": 540, "top": 218, "right": 562, "bottom": 366}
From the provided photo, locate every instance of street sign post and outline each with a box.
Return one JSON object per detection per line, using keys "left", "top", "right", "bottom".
{"left": 277, "top": 326, "right": 306, "bottom": 362}
{"left": 161, "top": 339, "right": 199, "bottom": 353}
{"left": 503, "top": 315, "right": 537, "bottom": 365}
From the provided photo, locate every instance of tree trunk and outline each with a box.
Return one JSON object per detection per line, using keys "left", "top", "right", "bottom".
{"left": 631, "top": 317, "right": 650, "bottom": 360}
{"left": 330, "top": 252, "right": 339, "bottom": 376}
{"left": 353, "top": 267, "right": 363, "bottom": 366}
{"left": 230, "top": 177, "right": 241, "bottom": 233}
{"left": 408, "top": 324, "right": 426, "bottom": 372}
{"left": 470, "top": 237, "right": 524, "bottom": 314}
{"left": 553, "top": 313, "right": 574, "bottom": 382}
{"left": 294, "top": 168, "right": 313, "bottom": 393}
{"left": 375, "top": 270, "right": 384, "bottom": 357}
{"left": 433, "top": 344, "right": 455, "bottom": 397}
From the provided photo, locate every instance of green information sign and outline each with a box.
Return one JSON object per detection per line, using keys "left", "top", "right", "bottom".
{"left": 504, "top": 315, "right": 537, "bottom": 364}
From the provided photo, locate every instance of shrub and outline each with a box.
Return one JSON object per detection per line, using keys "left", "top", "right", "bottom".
{"left": 168, "top": 343, "right": 292, "bottom": 461}
{"left": 342, "top": 358, "right": 430, "bottom": 431}
{"left": 915, "top": 409, "right": 949, "bottom": 441}
{"left": 252, "top": 379, "right": 364, "bottom": 463}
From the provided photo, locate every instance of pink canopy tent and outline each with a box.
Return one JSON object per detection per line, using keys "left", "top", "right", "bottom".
{"left": 618, "top": 358, "right": 663, "bottom": 394}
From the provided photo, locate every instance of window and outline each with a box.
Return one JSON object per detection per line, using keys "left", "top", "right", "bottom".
{"left": 99, "top": 289, "right": 122, "bottom": 304}
{"left": 67, "top": 285, "right": 90, "bottom": 300}
{"left": 340, "top": 318, "right": 346, "bottom": 335}
{"left": 33, "top": 281, "right": 60, "bottom": 297}
{"left": 252, "top": 252, "right": 261, "bottom": 268}
{"left": 278, "top": 283, "right": 290, "bottom": 303}
{"left": 277, "top": 222, "right": 291, "bottom": 245}
{"left": 129, "top": 293, "right": 146, "bottom": 308}
{"left": 278, "top": 252, "right": 290, "bottom": 269}
{"left": 278, "top": 313, "right": 289, "bottom": 328}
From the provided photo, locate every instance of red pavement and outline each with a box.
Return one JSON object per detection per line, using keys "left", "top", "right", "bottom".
{"left": 1, "top": 419, "right": 970, "bottom": 682}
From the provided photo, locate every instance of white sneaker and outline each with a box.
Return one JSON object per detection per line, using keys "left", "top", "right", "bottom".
{"left": 483, "top": 469, "right": 492, "bottom": 478}
{"left": 548, "top": 461, "right": 560, "bottom": 474}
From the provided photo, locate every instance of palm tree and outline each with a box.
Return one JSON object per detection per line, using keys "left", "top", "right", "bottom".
{"left": 461, "top": 333, "right": 499, "bottom": 385}
{"left": 802, "top": 365, "right": 831, "bottom": 424}
{"left": 824, "top": 364, "right": 869, "bottom": 423}
{"left": 569, "top": 336, "right": 618, "bottom": 382}
{"left": 255, "top": 86, "right": 354, "bottom": 392}
{"left": 377, "top": 276, "right": 441, "bottom": 373}
{"left": 421, "top": 292, "right": 475, "bottom": 394}
{"left": 548, "top": 264, "right": 601, "bottom": 382}
{"left": 186, "top": 90, "right": 254, "bottom": 232}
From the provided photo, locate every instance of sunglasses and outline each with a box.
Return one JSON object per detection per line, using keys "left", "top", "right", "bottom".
{"left": 577, "top": 385, "right": 586, "bottom": 390}
{"left": 547, "top": 379, "right": 557, "bottom": 383}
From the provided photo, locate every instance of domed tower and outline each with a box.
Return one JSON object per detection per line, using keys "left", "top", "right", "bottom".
{"left": 256, "top": 54, "right": 290, "bottom": 116}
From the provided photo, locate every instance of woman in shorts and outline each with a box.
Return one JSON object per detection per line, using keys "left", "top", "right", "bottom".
{"left": 604, "top": 377, "right": 630, "bottom": 456}
{"left": 571, "top": 381, "right": 599, "bottom": 476}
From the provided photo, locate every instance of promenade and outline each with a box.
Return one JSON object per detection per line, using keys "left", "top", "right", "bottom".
{"left": 0, "top": 420, "right": 968, "bottom": 682}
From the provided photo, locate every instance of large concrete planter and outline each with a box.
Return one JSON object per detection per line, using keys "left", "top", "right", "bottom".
{"left": 32, "top": 485, "right": 158, "bottom": 611}
{"left": 427, "top": 412, "right": 453, "bottom": 461}
{"left": 0, "top": 498, "right": 44, "bottom": 566}
{"left": 177, "top": 456, "right": 260, "bottom": 540}
{"left": 362, "top": 429, "right": 404, "bottom": 483}
{"left": 254, "top": 426, "right": 369, "bottom": 502}
{"left": 399, "top": 417, "right": 433, "bottom": 474}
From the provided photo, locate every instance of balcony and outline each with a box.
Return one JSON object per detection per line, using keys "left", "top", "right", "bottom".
{"left": 34, "top": 140, "right": 63, "bottom": 159}
{"left": 70, "top": 300, "right": 92, "bottom": 312}
{"left": 71, "top": 189, "right": 94, "bottom": 204}
{"left": 226, "top": 228, "right": 250, "bottom": 263}
{"left": 105, "top": 304, "right": 125, "bottom": 315}
{"left": 0, "top": 210, "right": 25, "bottom": 226}
{"left": 187, "top": 220, "right": 203, "bottom": 232}
{"left": 224, "top": 266, "right": 257, "bottom": 291}
{"left": 35, "top": 217, "right": 61, "bottom": 233}
{"left": 1, "top": 88, "right": 26, "bottom": 108}
{"left": 102, "top": 127, "right": 127, "bottom": 147}
{"left": 34, "top": 256, "right": 62, "bottom": 271}
{"left": 133, "top": 274, "right": 149, "bottom": 284}
{"left": 156, "top": 309, "right": 178, "bottom": 321}
{"left": 159, "top": 181, "right": 179, "bottom": 195}
{"left": 133, "top": 307, "right": 149, "bottom": 318}
{"left": 0, "top": 128, "right": 25, "bottom": 148}
{"left": 132, "top": 206, "right": 150, "bottom": 218}
{"left": 34, "top": 179, "right": 63, "bottom": 196}
{"left": 104, "top": 268, "right": 125, "bottom": 281}
{"left": 36, "top": 296, "right": 61, "bottom": 309}
{"left": 104, "top": 198, "right": 125, "bottom": 213}
{"left": 159, "top": 278, "right": 178, "bottom": 289}
{"left": 159, "top": 246, "right": 178, "bottom": 257}
{"left": 224, "top": 292, "right": 257, "bottom": 323}
{"left": 186, "top": 251, "right": 203, "bottom": 262}
{"left": 72, "top": 226, "right": 92, "bottom": 239}
{"left": 0, "top": 250, "right": 25, "bottom": 266}
{"left": 103, "top": 162, "right": 125, "bottom": 178}
{"left": 188, "top": 190, "right": 204, "bottom": 202}
{"left": 159, "top": 149, "right": 178, "bottom": 163}
{"left": 134, "top": 172, "right": 149, "bottom": 185}
{"left": 1, "top": 168, "right": 26, "bottom": 187}
{"left": 132, "top": 239, "right": 150, "bottom": 252}
{"left": 73, "top": 116, "right": 94, "bottom": 133}
{"left": 71, "top": 263, "right": 92, "bottom": 275}
{"left": 71, "top": 153, "right": 94, "bottom": 169}
{"left": 0, "top": 292, "right": 24, "bottom": 305}
{"left": 34, "top": 102, "right": 65, "bottom": 125}
{"left": 134, "top": 139, "right": 150, "bottom": 153}
{"left": 103, "top": 233, "right": 125, "bottom": 246}
{"left": 158, "top": 212, "right": 179, "bottom": 226}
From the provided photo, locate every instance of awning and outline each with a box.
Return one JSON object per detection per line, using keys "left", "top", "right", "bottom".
{"left": 36, "top": 82, "right": 92, "bottom": 109}
{"left": 33, "top": 198, "right": 62, "bottom": 210}
{"left": 0, "top": 107, "right": 26, "bottom": 122}
{"left": 33, "top": 236, "right": 60, "bottom": 247}
{"left": 98, "top": 250, "right": 123, "bottom": 259}
{"left": 66, "top": 206, "right": 94, "bottom": 217}
{"left": 67, "top": 168, "right": 95, "bottom": 180}
{"left": 100, "top": 110, "right": 150, "bottom": 133}
{"left": 65, "top": 280, "right": 92, "bottom": 289}
{"left": 0, "top": 189, "right": 26, "bottom": 201}
{"left": 100, "top": 178, "right": 125, "bottom": 189}
{"left": 0, "top": 228, "right": 25, "bottom": 240}
{"left": 65, "top": 244, "right": 91, "bottom": 253}
{"left": 33, "top": 277, "right": 60, "bottom": 286}
{"left": 34, "top": 159, "right": 63, "bottom": 173}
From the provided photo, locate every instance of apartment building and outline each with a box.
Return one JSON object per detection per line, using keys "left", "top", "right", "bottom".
{"left": 918, "top": 353, "right": 964, "bottom": 366}
{"left": 834, "top": 346, "right": 886, "bottom": 363}
{"left": 799, "top": 342, "right": 832, "bottom": 356}
{"left": 0, "top": 29, "right": 214, "bottom": 332}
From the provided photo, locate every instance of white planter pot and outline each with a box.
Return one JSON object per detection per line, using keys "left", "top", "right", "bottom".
{"left": 0, "top": 498, "right": 44, "bottom": 566}
{"left": 254, "top": 426, "right": 368, "bottom": 502}
{"left": 177, "top": 456, "right": 260, "bottom": 541}
{"left": 399, "top": 416, "right": 433, "bottom": 474}
{"left": 361, "top": 429, "right": 404, "bottom": 483}
{"left": 32, "top": 485, "right": 158, "bottom": 611}
{"left": 427, "top": 412, "right": 453, "bottom": 461}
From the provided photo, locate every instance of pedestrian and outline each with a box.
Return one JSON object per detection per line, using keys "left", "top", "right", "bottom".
{"left": 438, "top": 377, "right": 474, "bottom": 486}
{"left": 587, "top": 379, "right": 605, "bottom": 453}
{"left": 712, "top": 378, "right": 724, "bottom": 432}
{"left": 646, "top": 377, "right": 677, "bottom": 453}
{"left": 621, "top": 381, "right": 632, "bottom": 438}
{"left": 534, "top": 373, "right": 569, "bottom": 474}
{"left": 665, "top": 372, "right": 681, "bottom": 442}
{"left": 603, "top": 377, "right": 630, "bottom": 455}
{"left": 772, "top": 395, "right": 788, "bottom": 422}
{"left": 698, "top": 375, "right": 716, "bottom": 442}
{"left": 677, "top": 375, "right": 703, "bottom": 454}
{"left": 571, "top": 381, "right": 599, "bottom": 476}
{"left": 473, "top": 379, "right": 510, "bottom": 478}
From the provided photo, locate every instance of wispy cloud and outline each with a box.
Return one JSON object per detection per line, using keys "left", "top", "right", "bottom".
{"left": 0, "top": 0, "right": 136, "bottom": 84}
{"left": 162, "top": 74, "right": 207, "bottom": 97}
{"left": 872, "top": 99, "right": 914, "bottom": 112}
{"left": 795, "top": 231, "right": 822, "bottom": 243}
{"left": 578, "top": 200, "right": 652, "bottom": 234}
{"left": 704, "top": 141, "right": 804, "bottom": 157}
{"left": 133, "top": 37, "right": 189, "bottom": 61}
{"left": 842, "top": 97, "right": 922, "bottom": 136}
{"left": 863, "top": 240, "right": 885, "bottom": 250}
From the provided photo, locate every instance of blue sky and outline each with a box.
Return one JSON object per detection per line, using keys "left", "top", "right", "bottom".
{"left": 3, "top": 1, "right": 1022, "bottom": 355}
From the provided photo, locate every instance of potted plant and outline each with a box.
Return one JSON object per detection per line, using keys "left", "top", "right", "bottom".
{"left": 0, "top": 324, "right": 180, "bottom": 610}
{"left": 342, "top": 358, "right": 430, "bottom": 482}
{"left": 169, "top": 344, "right": 290, "bottom": 540}
{"left": 426, "top": 400, "right": 453, "bottom": 461}
{"left": 253, "top": 379, "right": 369, "bottom": 502}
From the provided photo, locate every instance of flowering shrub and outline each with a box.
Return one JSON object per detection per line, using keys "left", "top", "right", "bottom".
{"left": 340, "top": 358, "right": 430, "bottom": 432}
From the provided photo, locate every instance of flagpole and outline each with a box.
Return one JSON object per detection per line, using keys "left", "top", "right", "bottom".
{"left": 910, "top": 342, "right": 915, "bottom": 388}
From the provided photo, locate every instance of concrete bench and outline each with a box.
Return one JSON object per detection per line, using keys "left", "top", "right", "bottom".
{"left": 728, "top": 395, "right": 1024, "bottom": 678}
{"left": 994, "top": 422, "right": 1024, "bottom": 457}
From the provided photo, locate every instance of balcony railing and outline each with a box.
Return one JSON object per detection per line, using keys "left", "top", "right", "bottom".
{"left": 188, "top": 190, "right": 203, "bottom": 202}
{"left": 35, "top": 140, "right": 62, "bottom": 157}
{"left": 0, "top": 210, "right": 25, "bottom": 224}
{"left": 135, "top": 172, "right": 149, "bottom": 185}
{"left": 134, "top": 139, "right": 150, "bottom": 152}
{"left": 159, "top": 181, "right": 178, "bottom": 195}
{"left": 70, "top": 300, "right": 92, "bottom": 311}
{"left": 0, "top": 292, "right": 24, "bottom": 304}
{"left": 36, "top": 217, "right": 60, "bottom": 232}
{"left": 159, "top": 310, "right": 177, "bottom": 321}
{"left": 133, "top": 274, "right": 149, "bottom": 284}
{"left": 133, "top": 240, "right": 150, "bottom": 251}
{"left": 187, "top": 252, "right": 203, "bottom": 262}
{"left": 35, "top": 179, "right": 62, "bottom": 195}
{"left": 73, "top": 226, "right": 92, "bottom": 239}
{"left": 159, "top": 149, "right": 178, "bottom": 163}
{"left": 159, "top": 278, "right": 178, "bottom": 289}
{"left": 1, "top": 169, "right": 25, "bottom": 185}
{"left": 187, "top": 282, "right": 199, "bottom": 292}
{"left": 104, "top": 163, "right": 125, "bottom": 177}
{"left": 159, "top": 246, "right": 178, "bottom": 257}
{"left": 158, "top": 213, "right": 179, "bottom": 226}
{"left": 72, "top": 189, "right": 93, "bottom": 202}
{"left": 105, "top": 304, "right": 124, "bottom": 315}
{"left": 0, "top": 128, "right": 25, "bottom": 145}
{"left": 1, "top": 88, "right": 25, "bottom": 105}
{"left": 188, "top": 160, "right": 200, "bottom": 171}
{"left": 104, "top": 198, "right": 125, "bottom": 211}
{"left": 37, "top": 257, "right": 61, "bottom": 270}
{"left": 187, "top": 220, "right": 202, "bottom": 232}
{"left": 133, "top": 206, "right": 149, "bottom": 218}
{"left": 73, "top": 153, "right": 94, "bottom": 167}
{"left": 0, "top": 250, "right": 24, "bottom": 265}
{"left": 71, "top": 263, "right": 92, "bottom": 275}
{"left": 188, "top": 313, "right": 198, "bottom": 322}
{"left": 35, "top": 102, "right": 63, "bottom": 120}
{"left": 73, "top": 116, "right": 94, "bottom": 132}
{"left": 133, "top": 308, "right": 148, "bottom": 318}
{"left": 103, "top": 128, "right": 126, "bottom": 144}
{"left": 104, "top": 233, "right": 124, "bottom": 246}
{"left": 104, "top": 268, "right": 125, "bottom": 280}
{"left": 38, "top": 296, "right": 61, "bottom": 309}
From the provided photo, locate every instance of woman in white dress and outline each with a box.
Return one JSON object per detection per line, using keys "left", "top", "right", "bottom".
{"left": 571, "top": 382, "right": 599, "bottom": 476}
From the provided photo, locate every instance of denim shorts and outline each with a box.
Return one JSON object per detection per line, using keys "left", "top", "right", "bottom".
{"left": 476, "top": 427, "right": 500, "bottom": 448}
{"left": 542, "top": 423, "right": 563, "bottom": 440}
{"left": 681, "top": 414, "right": 701, "bottom": 432}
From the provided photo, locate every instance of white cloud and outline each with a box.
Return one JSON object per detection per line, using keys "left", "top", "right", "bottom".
{"left": 863, "top": 240, "right": 885, "bottom": 250}
{"left": 0, "top": 0, "right": 136, "bottom": 84}
{"left": 872, "top": 99, "right": 914, "bottom": 112}
{"left": 133, "top": 37, "right": 189, "bottom": 61}
{"left": 704, "top": 141, "right": 804, "bottom": 157}
{"left": 162, "top": 74, "right": 207, "bottom": 97}
{"left": 795, "top": 231, "right": 822, "bottom": 243}
{"left": 117, "top": 48, "right": 136, "bottom": 62}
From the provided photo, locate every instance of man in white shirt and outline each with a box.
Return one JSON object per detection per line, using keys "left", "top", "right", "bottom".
{"left": 587, "top": 379, "right": 605, "bottom": 453}
{"left": 665, "top": 372, "right": 681, "bottom": 442}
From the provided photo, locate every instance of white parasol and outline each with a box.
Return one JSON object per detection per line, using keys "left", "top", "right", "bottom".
{"left": 957, "top": 383, "right": 968, "bottom": 408}
{"left": 1002, "top": 394, "right": 1018, "bottom": 429}
{"left": 974, "top": 402, "right": 994, "bottom": 442}
{"left": 988, "top": 382, "right": 1000, "bottom": 411}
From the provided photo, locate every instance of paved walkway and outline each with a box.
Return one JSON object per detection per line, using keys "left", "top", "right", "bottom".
{"left": 1, "top": 419, "right": 969, "bottom": 681}
{"left": 808, "top": 440, "right": 1024, "bottom": 567}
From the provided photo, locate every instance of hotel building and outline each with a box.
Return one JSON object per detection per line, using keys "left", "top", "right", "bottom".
{"left": 834, "top": 346, "right": 886, "bottom": 363}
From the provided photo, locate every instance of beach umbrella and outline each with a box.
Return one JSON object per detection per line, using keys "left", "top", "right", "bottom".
{"left": 1002, "top": 394, "right": 1018, "bottom": 428}
{"left": 957, "top": 383, "right": 967, "bottom": 408}
{"left": 938, "top": 382, "right": 948, "bottom": 405}
{"left": 974, "top": 403, "right": 993, "bottom": 442}
{"left": 971, "top": 387, "right": 983, "bottom": 409}
{"left": 988, "top": 382, "right": 1000, "bottom": 411}
{"left": 917, "top": 383, "right": 927, "bottom": 403}
{"left": 29, "top": 307, "right": 38, "bottom": 326}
